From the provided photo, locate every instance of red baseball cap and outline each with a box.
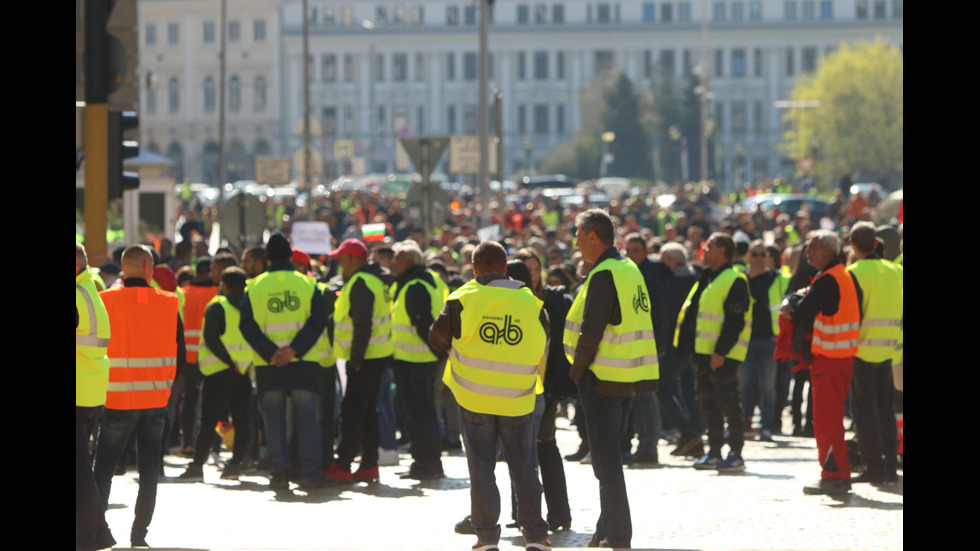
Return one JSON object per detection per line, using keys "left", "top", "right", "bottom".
{"left": 291, "top": 247, "right": 311, "bottom": 268}
{"left": 327, "top": 238, "right": 368, "bottom": 259}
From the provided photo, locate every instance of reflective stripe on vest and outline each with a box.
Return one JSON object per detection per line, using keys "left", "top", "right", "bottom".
{"left": 76, "top": 269, "right": 112, "bottom": 407}
{"left": 443, "top": 279, "right": 546, "bottom": 416}
{"left": 198, "top": 296, "right": 253, "bottom": 375}
{"left": 334, "top": 271, "right": 394, "bottom": 361}
{"left": 676, "top": 267, "right": 752, "bottom": 362}
{"left": 246, "top": 270, "right": 320, "bottom": 365}
{"left": 563, "top": 257, "right": 660, "bottom": 382}
{"left": 181, "top": 285, "right": 218, "bottom": 363}
{"left": 391, "top": 277, "right": 443, "bottom": 363}
{"left": 847, "top": 258, "right": 903, "bottom": 363}
{"left": 811, "top": 264, "right": 861, "bottom": 358}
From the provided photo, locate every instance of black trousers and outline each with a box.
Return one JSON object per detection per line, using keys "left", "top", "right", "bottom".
{"left": 335, "top": 356, "right": 389, "bottom": 469}
{"left": 694, "top": 355, "right": 745, "bottom": 456}
{"left": 851, "top": 357, "right": 898, "bottom": 475}
{"left": 192, "top": 368, "right": 252, "bottom": 466}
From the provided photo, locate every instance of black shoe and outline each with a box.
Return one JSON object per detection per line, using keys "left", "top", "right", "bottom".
{"left": 298, "top": 476, "right": 336, "bottom": 490}
{"left": 269, "top": 472, "right": 290, "bottom": 490}
{"left": 634, "top": 451, "right": 659, "bottom": 465}
{"left": 176, "top": 464, "right": 204, "bottom": 482}
{"left": 506, "top": 521, "right": 520, "bottom": 529}
{"left": 801, "top": 426, "right": 815, "bottom": 438}
{"left": 851, "top": 471, "right": 892, "bottom": 486}
{"left": 803, "top": 478, "right": 851, "bottom": 495}
{"left": 564, "top": 447, "right": 589, "bottom": 462}
{"left": 548, "top": 518, "right": 571, "bottom": 532}
{"left": 455, "top": 515, "right": 476, "bottom": 535}
{"left": 220, "top": 462, "right": 241, "bottom": 480}
{"left": 670, "top": 434, "right": 702, "bottom": 457}
{"left": 399, "top": 466, "right": 446, "bottom": 480}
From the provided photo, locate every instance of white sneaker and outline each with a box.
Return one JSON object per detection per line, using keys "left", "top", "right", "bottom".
{"left": 377, "top": 447, "right": 400, "bottom": 466}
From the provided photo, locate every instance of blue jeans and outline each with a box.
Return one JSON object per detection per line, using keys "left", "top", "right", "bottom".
{"left": 93, "top": 406, "right": 167, "bottom": 542}
{"left": 737, "top": 339, "right": 777, "bottom": 431}
{"left": 260, "top": 389, "right": 324, "bottom": 482}
{"left": 459, "top": 406, "right": 549, "bottom": 546}
{"left": 576, "top": 372, "right": 633, "bottom": 548}
{"left": 631, "top": 392, "right": 661, "bottom": 455}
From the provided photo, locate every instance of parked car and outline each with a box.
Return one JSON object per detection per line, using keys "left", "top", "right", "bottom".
{"left": 736, "top": 193, "right": 830, "bottom": 226}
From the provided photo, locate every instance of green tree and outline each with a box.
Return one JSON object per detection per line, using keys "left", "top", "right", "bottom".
{"left": 651, "top": 70, "right": 704, "bottom": 183}
{"left": 780, "top": 38, "right": 903, "bottom": 183}
{"left": 602, "top": 73, "right": 654, "bottom": 179}
{"left": 538, "top": 132, "right": 602, "bottom": 180}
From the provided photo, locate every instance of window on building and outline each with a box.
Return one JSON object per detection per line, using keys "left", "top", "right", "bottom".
{"left": 393, "top": 104, "right": 410, "bottom": 136}
{"left": 203, "top": 76, "right": 216, "bottom": 112}
{"left": 556, "top": 104, "right": 565, "bottom": 134}
{"left": 732, "top": 2, "right": 745, "bottom": 20}
{"left": 321, "top": 107, "right": 338, "bottom": 137}
{"left": 615, "top": 3, "right": 621, "bottom": 22}
{"left": 533, "top": 105, "right": 549, "bottom": 134}
{"left": 802, "top": 1, "right": 815, "bottom": 19}
{"left": 517, "top": 52, "right": 527, "bottom": 80}
{"left": 393, "top": 53, "right": 408, "bottom": 81}
{"left": 145, "top": 24, "right": 156, "bottom": 46}
{"left": 203, "top": 21, "right": 215, "bottom": 44}
{"left": 344, "top": 54, "right": 354, "bottom": 82}
{"left": 595, "top": 50, "right": 614, "bottom": 76}
{"left": 661, "top": 50, "right": 676, "bottom": 73}
{"left": 464, "top": 53, "right": 477, "bottom": 80}
{"left": 463, "top": 104, "right": 478, "bottom": 134}
{"left": 713, "top": 1, "right": 726, "bottom": 20}
{"left": 556, "top": 51, "right": 565, "bottom": 79}
{"left": 322, "top": 54, "right": 337, "bottom": 82}
{"left": 856, "top": 0, "right": 868, "bottom": 17}
{"left": 518, "top": 4, "right": 530, "bottom": 23}
{"left": 714, "top": 103, "right": 723, "bottom": 132}
{"left": 874, "top": 0, "right": 886, "bottom": 18}
{"left": 643, "top": 3, "right": 656, "bottom": 22}
{"left": 254, "top": 76, "right": 266, "bottom": 112}
{"left": 465, "top": 5, "right": 477, "bottom": 25}
{"left": 448, "top": 105, "right": 456, "bottom": 133}
{"left": 677, "top": 2, "right": 690, "bottom": 21}
{"left": 802, "top": 47, "right": 817, "bottom": 72}
{"left": 644, "top": 50, "right": 653, "bottom": 78}
{"left": 892, "top": 0, "right": 903, "bottom": 17}
{"left": 394, "top": 6, "right": 406, "bottom": 25}
{"left": 167, "top": 22, "right": 179, "bottom": 45}
{"left": 732, "top": 49, "right": 746, "bottom": 77}
{"left": 684, "top": 49, "right": 694, "bottom": 73}
{"left": 820, "top": 1, "right": 833, "bottom": 19}
{"left": 376, "top": 106, "right": 386, "bottom": 136}
{"left": 754, "top": 48, "right": 763, "bottom": 77}
{"left": 753, "top": 101, "right": 763, "bottom": 132}
{"left": 376, "top": 6, "right": 388, "bottom": 25}
{"left": 168, "top": 77, "right": 180, "bottom": 112}
{"left": 598, "top": 3, "right": 611, "bottom": 22}
{"left": 341, "top": 7, "right": 354, "bottom": 26}
{"left": 340, "top": 106, "right": 353, "bottom": 136}
{"left": 732, "top": 101, "right": 747, "bottom": 133}
{"left": 322, "top": 7, "right": 335, "bottom": 27}
{"left": 785, "top": 48, "right": 794, "bottom": 76}
{"left": 587, "top": 4, "right": 593, "bottom": 22}
{"left": 413, "top": 5, "right": 425, "bottom": 25}
{"left": 447, "top": 52, "right": 456, "bottom": 81}
{"left": 416, "top": 106, "right": 425, "bottom": 135}
{"left": 376, "top": 53, "right": 385, "bottom": 82}
{"left": 518, "top": 104, "right": 527, "bottom": 134}
{"left": 229, "top": 20, "right": 241, "bottom": 42}
{"left": 535, "top": 4, "right": 548, "bottom": 22}
{"left": 749, "top": 1, "right": 763, "bottom": 19}
{"left": 784, "top": 1, "right": 798, "bottom": 19}
{"left": 534, "top": 51, "right": 548, "bottom": 80}
{"left": 415, "top": 53, "right": 425, "bottom": 81}
{"left": 447, "top": 6, "right": 459, "bottom": 25}
{"left": 715, "top": 49, "right": 724, "bottom": 76}
{"left": 254, "top": 19, "right": 266, "bottom": 41}
{"left": 146, "top": 88, "right": 157, "bottom": 114}
{"left": 553, "top": 4, "right": 565, "bottom": 23}
{"left": 229, "top": 75, "right": 241, "bottom": 112}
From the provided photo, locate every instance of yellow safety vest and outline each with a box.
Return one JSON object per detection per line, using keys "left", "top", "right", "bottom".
{"left": 76, "top": 269, "right": 112, "bottom": 407}
{"left": 767, "top": 270, "right": 791, "bottom": 336}
{"left": 334, "top": 271, "right": 394, "bottom": 361}
{"left": 246, "top": 270, "right": 320, "bottom": 365}
{"left": 392, "top": 278, "right": 443, "bottom": 363}
{"left": 198, "top": 296, "right": 253, "bottom": 375}
{"left": 675, "top": 267, "right": 752, "bottom": 362}
{"left": 443, "top": 279, "right": 546, "bottom": 416}
{"left": 847, "top": 259, "right": 904, "bottom": 363}
{"left": 563, "top": 257, "right": 659, "bottom": 382}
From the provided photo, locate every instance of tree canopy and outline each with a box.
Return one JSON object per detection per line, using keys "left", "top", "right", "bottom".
{"left": 780, "top": 38, "right": 903, "bottom": 181}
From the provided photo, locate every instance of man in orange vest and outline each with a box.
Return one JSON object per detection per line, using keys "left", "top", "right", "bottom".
{"left": 94, "top": 245, "right": 186, "bottom": 547}
{"left": 782, "top": 231, "right": 862, "bottom": 496}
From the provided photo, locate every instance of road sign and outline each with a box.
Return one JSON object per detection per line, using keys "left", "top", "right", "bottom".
{"left": 219, "top": 192, "right": 267, "bottom": 252}
{"left": 334, "top": 140, "right": 354, "bottom": 160}
{"left": 449, "top": 135, "right": 499, "bottom": 174}
{"left": 399, "top": 136, "right": 450, "bottom": 181}
{"left": 405, "top": 182, "right": 450, "bottom": 232}
{"left": 255, "top": 156, "right": 290, "bottom": 187}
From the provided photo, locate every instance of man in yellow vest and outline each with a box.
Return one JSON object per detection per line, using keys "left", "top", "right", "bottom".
{"left": 94, "top": 245, "right": 184, "bottom": 548}
{"left": 430, "top": 241, "right": 552, "bottom": 551}
{"left": 565, "top": 209, "right": 660, "bottom": 548}
{"left": 847, "top": 222, "right": 903, "bottom": 485}
{"left": 674, "top": 232, "right": 751, "bottom": 474}
{"left": 325, "top": 238, "right": 394, "bottom": 483}
{"left": 390, "top": 240, "right": 446, "bottom": 480}
{"left": 76, "top": 243, "right": 115, "bottom": 551}
{"left": 177, "top": 267, "right": 254, "bottom": 482}
{"left": 240, "top": 233, "right": 329, "bottom": 490}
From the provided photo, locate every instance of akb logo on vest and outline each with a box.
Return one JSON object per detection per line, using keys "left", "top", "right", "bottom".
{"left": 632, "top": 285, "right": 650, "bottom": 314}
{"left": 479, "top": 315, "right": 524, "bottom": 345}
{"left": 267, "top": 290, "right": 301, "bottom": 312}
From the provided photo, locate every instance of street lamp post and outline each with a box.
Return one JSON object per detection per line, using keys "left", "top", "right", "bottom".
{"left": 600, "top": 131, "right": 615, "bottom": 178}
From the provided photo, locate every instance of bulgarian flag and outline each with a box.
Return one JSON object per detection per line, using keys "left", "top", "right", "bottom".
{"left": 362, "top": 223, "right": 386, "bottom": 242}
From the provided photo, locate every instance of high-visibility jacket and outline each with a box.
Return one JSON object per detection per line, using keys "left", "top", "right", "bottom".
{"left": 334, "top": 271, "right": 394, "bottom": 361}
{"left": 675, "top": 267, "right": 752, "bottom": 362}
{"left": 443, "top": 279, "right": 547, "bottom": 416}
{"left": 151, "top": 278, "right": 185, "bottom": 319}
{"left": 198, "top": 296, "right": 252, "bottom": 375}
{"left": 811, "top": 264, "right": 860, "bottom": 358}
{"left": 246, "top": 270, "right": 320, "bottom": 365}
{"left": 76, "top": 269, "right": 111, "bottom": 407}
{"left": 100, "top": 285, "right": 179, "bottom": 410}
{"left": 182, "top": 284, "right": 218, "bottom": 363}
{"left": 316, "top": 282, "right": 337, "bottom": 367}
{"left": 766, "top": 270, "right": 791, "bottom": 336}
{"left": 564, "top": 258, "right": 660, "bottom": 382}
{"left": 847, "top": 258, "right": 903, "bottom": 363}
{"left": 429, "top": 270, "right": 450, "bottom": 302}
{"left": 392, "top": 278, "right": 443, "bottom": 363}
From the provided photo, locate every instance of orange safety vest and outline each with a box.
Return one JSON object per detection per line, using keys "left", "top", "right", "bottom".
{"left": 181, "top": 284, "right": 218, "bottom": 363}
{"left": 811, "top": 264, "right": 860, "bottom": 358}
{"left": 100, "top": 285, "right": 180, "bottom": 410}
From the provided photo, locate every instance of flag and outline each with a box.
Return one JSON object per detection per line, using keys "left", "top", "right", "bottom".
{"left": 362, "top": 223, "right": 385, "bottom": 242}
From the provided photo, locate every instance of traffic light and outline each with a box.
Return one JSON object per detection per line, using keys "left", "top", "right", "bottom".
{"left": 107, "top": 109, "right": 139, "bottom": 199}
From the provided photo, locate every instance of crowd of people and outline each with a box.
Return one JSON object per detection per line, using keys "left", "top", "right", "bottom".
{"left": 77, "top": 178, "right": 903, "bottom": 551}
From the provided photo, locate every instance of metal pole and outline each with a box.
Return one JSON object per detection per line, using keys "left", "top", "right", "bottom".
{"left": 218, "top": 0, "right": 227, "bottom": 193}
{"left": 84, "top": 0, "right": 110, "bottom": 263}
{"left": 478, "top": 0, "right": 491, "bottom": 228}
{"left": 302, "top": 0, "right": 313, "bottom": 192}
{"left": 699, "top": 0, "right": 709, "bottom": 183}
